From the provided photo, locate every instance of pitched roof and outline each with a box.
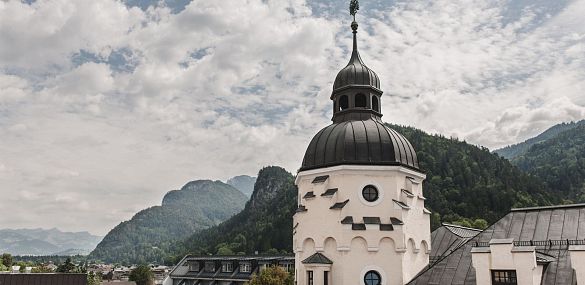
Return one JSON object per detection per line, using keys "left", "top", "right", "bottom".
{"left": 302, "top": 252, "right": 333, "bottom": 264}
{"left": 410, "top": 204, "right": 585, "bottom": 285}
{"left": 428, "top": 224, "right": 481, "bottom": 265}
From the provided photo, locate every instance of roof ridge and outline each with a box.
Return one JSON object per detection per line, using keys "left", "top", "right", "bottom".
{"left": 511, "top": 203, "right": 585, "bottom": 212}
{"left": 442, "top": 223, "right": 483, "bottom": 232}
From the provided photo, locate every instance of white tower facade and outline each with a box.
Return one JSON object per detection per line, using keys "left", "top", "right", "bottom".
{"left": 294, "top": 19, "right": 430, "bottom": 285}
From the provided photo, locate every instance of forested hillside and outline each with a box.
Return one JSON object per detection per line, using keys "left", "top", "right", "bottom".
{"left": 89, "top": 180, "right": 247, "bottom": 264}
{"left": 390, "top": 124, "right": 557, "bottom": 227}
{"left": 180, "top": 166, "right": 296, "bottom": 256}
{"left": 512, "top": 124, "right": 585, "bottom": 201}
{"left": 495, "top": 120, "right": 585, "bottom": 159}
{"left": 177, "top": 125, "right": 557, "bottom": 258}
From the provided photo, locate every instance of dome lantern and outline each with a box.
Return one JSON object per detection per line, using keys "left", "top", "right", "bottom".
{"left": 331, "top": 16, "right": 382, "bottom": 124}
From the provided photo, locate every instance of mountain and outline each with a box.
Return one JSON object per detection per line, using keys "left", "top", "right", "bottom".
{"left": 226, "top": 175, "right": 257, "bottom": 197}
{"left": 494, "top": 120, "right": 585, "bottom": 160}
{"left": 181, "top": 166, "right": 296, "bottom": 256}
{"left": 178, "top": 126, "right": 557, "bottom": 257}
{"left": 0, "top": 228, "right": 102, "bottom": 256}
{"left": 512, "top": 124, "right": 585, "bottom": 201}
{"left": 89, "top": 180, "right": 247, "bottom": 264}
{"left": 389, "top": 124, "right": 556, "bottom": 226}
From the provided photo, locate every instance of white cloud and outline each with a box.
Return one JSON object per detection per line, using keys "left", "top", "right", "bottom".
{"left": 0, "top": 0, "right": 584, "bottom": 234}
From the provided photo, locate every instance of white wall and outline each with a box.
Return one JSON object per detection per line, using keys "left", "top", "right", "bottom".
{"left": 294, "top": 165, "right": 429, "bottom": 285}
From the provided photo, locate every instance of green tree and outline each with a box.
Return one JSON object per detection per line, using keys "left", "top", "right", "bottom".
{"left": 1, "top": 253, "right": 12, "bottom": 267}
{"left": 129, "top": 264, "right": 154, "bottom": 285}
{"left": 57, "top": 258, "right": 76, "bottom": 273}
{"left": 248, "top": 266, "right": 293, "bottom": 285}
{"left": 216, "top": 245, "right": 234, "bottom": 255}
{"left": 472, "top": 219, "right": 488, "bottom": 230}
{"left": 87, "top": 271, "right": 102, "bottom": 285}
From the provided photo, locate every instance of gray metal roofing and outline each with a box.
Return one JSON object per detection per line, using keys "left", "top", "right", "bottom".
{"left": 429, "top": 225, "right": 479, "bottom": 262}
{"left": 300, "top": 119, "right": 419, "bottom": 171}
{"left": 410, "top": 205, "right": 585, "bottom": 285}
{"left": 302, "top": 252, "right": 333, "bottom": 264}
{"left": 443, "top": 224, "right": 482, "bottom": 238}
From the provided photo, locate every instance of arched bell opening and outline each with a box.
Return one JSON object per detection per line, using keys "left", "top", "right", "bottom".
{"left": 355, "top": 93, "right": 367, "bottom": 108}
{"left": 339, "top": 95, "right": 349, "bottom": 110}
{"left": 372, "top": 96, "right": 379, "bottom": 112}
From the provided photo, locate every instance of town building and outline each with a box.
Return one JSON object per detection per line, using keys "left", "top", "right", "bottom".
{"left": 166, "top": 255, "right": 293, "bottom": 285}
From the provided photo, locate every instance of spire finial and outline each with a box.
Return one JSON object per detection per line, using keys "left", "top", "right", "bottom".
{"left": 349, "top": 0, "right": 360, "bottom": 22}
{"left": 349, "top": 0, "right": 360, "bottom": 53}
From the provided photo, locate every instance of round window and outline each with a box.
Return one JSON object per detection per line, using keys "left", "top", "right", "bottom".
{"left": 362, "top": 185, "right": 379, "bottom": 202}
{"left": 364, "top": 270, "right": 381, "bottom": 285}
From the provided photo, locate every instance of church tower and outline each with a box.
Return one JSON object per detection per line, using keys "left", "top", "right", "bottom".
{"left": 293, "top": 8, "right": 430, "bottom": 285}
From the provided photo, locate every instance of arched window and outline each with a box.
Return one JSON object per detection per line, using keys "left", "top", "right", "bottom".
{"left": 339, "top": 95, "right": 349, "bottom": 110}
{"left": 355, "top": 94, "right": 367, "bottom": 108}
{"left": 372, "top": 96, "right": 379, "bottom": 112}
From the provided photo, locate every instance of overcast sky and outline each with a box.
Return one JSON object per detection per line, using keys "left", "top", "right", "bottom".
{"left": 1, "top": 0, "right": 584, "bottom": 235}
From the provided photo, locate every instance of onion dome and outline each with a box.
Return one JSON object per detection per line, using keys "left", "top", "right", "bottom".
{"left": 300, "top": 120, "right": 419, "bottom": 171}
{"left": 299, "top": 18, "right": 421, "bottom": 173}
{"left": 332, "top": 21, "right": 380, "bottom": 93}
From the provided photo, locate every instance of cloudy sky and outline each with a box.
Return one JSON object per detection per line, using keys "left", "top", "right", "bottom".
{"left": 1, "top": 0, "right": 584, "bottom": 235}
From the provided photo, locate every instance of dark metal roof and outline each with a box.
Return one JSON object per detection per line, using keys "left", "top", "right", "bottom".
{"left": 296, "top": 205, "right": 307, "bottom": 213}
{"left": 330, "top": 199, "right": 349, "bottom": 209}
{"left": 380, "top": 224, "right": 394, "bottom": 231}
{"left": 341, "top": 216, "right": 353, "bottom": 224}
{"left": 393, "top": 199, "right": 410, "bottom": 209}
{"left": 409, "top": 204, "right": 585, "bottom": 285}
{"left": 363, "top": 217, "right": 381, "bottom": 224}
{"left": 443, "top": 223, "right": 482, "bottom": 238}
{"left": 173, "top": 255, "right": 295, "bottom": 282}
{"left": 311, "top": 175, "right": 329, "bottom": 183}
{"left": 300, "top": 119, "right": 420, "bottom": 171}
{"left": 302, "top": 253, "right": 333, "bottom": 265}
{"left": 321, "top": 188, "right": 338, "bottom": 196}
{"left": 0, "top": 274, "right": 87, "bottom": 285}
{"left": 352, "top": 223, "right": 366, "bottom": 230}
{"left": 401, "top": 189, "right": 415, "bottom": 197}
{"left": 390, "top": 217, "right": 404, "bottom": 225}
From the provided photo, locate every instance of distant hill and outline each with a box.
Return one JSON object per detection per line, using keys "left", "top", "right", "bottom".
{"left": 89, "top": 180, "right": 247, "bottom": 264}
{"left": 181, "top": 166, "right": 296, "bottom": 256}
{"left": 512, "top": 124, "right": 585, "bottom": 201}
{"left": 494, "top": 120, "right": 585, "bottom": 159}
{"left": 390, "top": 124, "right": 556, "bottom": 225}
{"left": 226, "top": 175, "right": 256, "bottom": 197}
{"left": 0, "top": 228, "right": 101, "bottom": 256}
{"left": 178, "top": 126, "right": 557, "bottom": 257}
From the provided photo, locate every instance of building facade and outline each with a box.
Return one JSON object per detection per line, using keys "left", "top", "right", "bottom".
{"left": 165, "top": 255, "right": 294, "bottom": 285}
{"left": 293, "top": 18, "right": 430, "bottom": 285}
